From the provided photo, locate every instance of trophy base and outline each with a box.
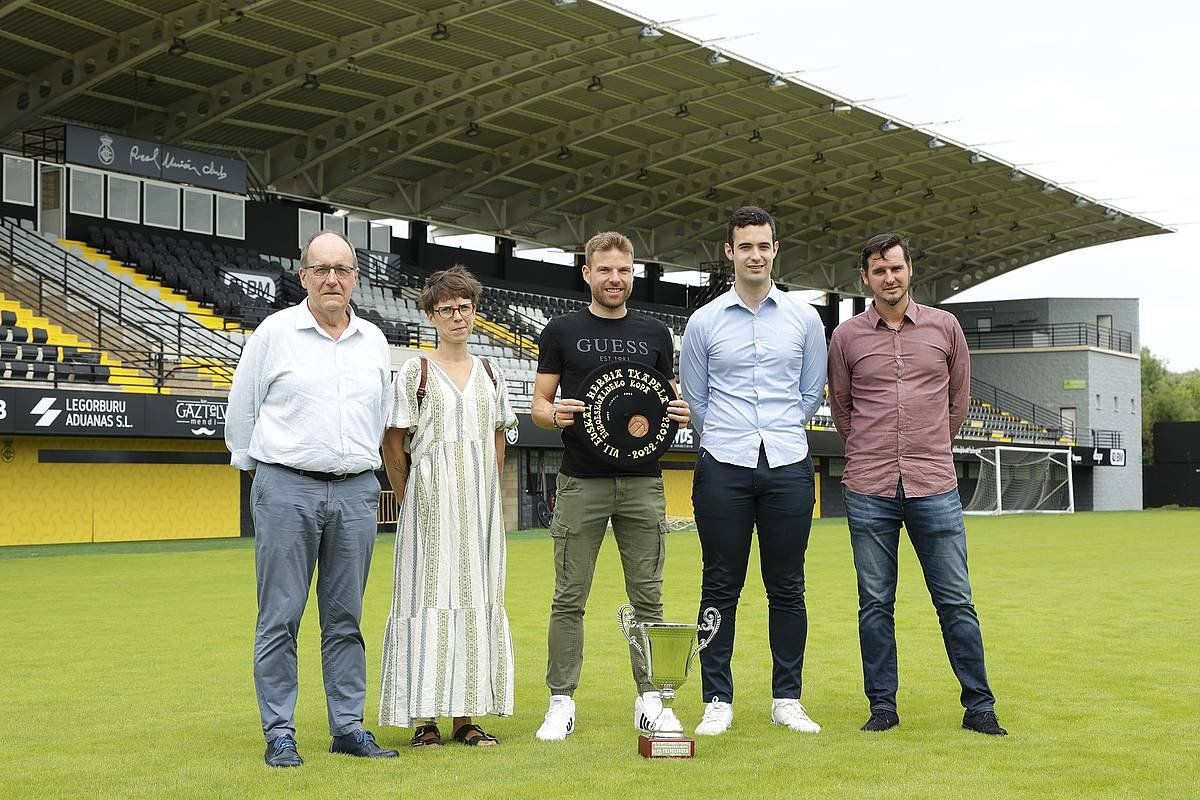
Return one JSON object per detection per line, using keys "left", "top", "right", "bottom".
{"left": 638, "top": 734, "right": 695, "bottom": 759}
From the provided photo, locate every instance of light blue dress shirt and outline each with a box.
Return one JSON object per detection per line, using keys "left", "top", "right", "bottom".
{"left": 680, "top": 286, "right": 828, "bottom": 469}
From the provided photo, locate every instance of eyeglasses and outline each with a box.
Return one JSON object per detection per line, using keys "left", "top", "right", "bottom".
{"left": 305, "top": 265, "right": 357, "bottom": 279}
{"left": 432, "top": 302, "right": 476, "bottom": 319}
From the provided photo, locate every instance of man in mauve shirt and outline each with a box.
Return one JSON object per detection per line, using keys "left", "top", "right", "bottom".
{"left": 827, "top": 232, "right": 1006, "bottom": 736}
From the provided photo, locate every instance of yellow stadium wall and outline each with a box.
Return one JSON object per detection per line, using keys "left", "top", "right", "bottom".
{"left": 658, "top": 452, "right": 822, "bottom": 520}
{"left": 0, "top": 436, "right": 240, "bottom": 546}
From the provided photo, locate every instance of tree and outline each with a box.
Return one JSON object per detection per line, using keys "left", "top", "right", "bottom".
{"left": 1141, "top": 347, "right": 1200, "bottom": 463}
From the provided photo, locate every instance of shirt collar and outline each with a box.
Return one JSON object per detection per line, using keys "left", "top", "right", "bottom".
{"left": 866, "top": 298, "right": 921, "bottom": 328}
{"left": 295, "top": 299, "right": 363, "bottom": 339}
{"left": 721, "top": 284, "right": 785, "bottom": 313}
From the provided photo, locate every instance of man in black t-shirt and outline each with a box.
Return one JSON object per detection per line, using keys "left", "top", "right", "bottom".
{"left": 532, "top": 231, "right": 690, "bottom": 742}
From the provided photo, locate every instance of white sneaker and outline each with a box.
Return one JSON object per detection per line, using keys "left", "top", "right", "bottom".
{"left": 694, "top": 697, "right": 733, "bottom": 736}
{"left": 536, "top": 695, "right": 576, "bottom": 741}
{"left": 634, "top": 691, "right": 683, "bottom": 734}
{"left": 771, "top": 698, "right": 821, "bottom": 733}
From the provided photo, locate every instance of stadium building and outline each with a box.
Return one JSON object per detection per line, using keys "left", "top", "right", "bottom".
{"left": 0, "top": 0, "right": 1167, "bottom": 545}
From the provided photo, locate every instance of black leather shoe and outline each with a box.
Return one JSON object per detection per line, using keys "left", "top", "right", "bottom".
{"left": 962, "top": 709, "right": 1008, "bottom": 736}
{"left": 330, "top": 729, "right": 400, "bottom": 758}
{"left": 861, "top": 710, "right": 900, "bottom": 732}
{"left": 264, "top": 734, "right": 303, "bottom": 767}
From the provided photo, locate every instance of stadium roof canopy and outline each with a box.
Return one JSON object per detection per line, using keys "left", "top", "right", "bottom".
{"left": 0, "top": 0, "right": 1171, "bottom": 301}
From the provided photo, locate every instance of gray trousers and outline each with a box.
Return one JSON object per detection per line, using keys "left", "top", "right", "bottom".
{"left": 251, "top": 462, "right": 381, "bottom": 742}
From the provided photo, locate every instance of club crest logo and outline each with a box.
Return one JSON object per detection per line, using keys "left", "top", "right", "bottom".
{"left": 97, "top": 134, "right": 115, "bottom": 166}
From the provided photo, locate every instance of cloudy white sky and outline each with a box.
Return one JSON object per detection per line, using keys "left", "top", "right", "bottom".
{"left": 612, "top": 0, "right": 1198, "bottom": 370}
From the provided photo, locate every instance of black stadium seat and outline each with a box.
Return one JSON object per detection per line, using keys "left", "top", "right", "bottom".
{"left": 0, "top": 310, "right": 15, "bottom": 326}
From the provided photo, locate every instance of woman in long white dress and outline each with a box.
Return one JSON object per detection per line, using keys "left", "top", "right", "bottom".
{"left": 379, "top": 265, "right": 518, "bottom": 747}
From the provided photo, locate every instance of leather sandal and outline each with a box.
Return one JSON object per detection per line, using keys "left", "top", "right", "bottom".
{"left": 410, "top": 723, "right": 443, "bottom": 747}
{"left": 452, "top": 723, "right": 499, "bottom": 746}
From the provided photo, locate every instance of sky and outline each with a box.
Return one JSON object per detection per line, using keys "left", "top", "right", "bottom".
{"left": 609, "top": 0, "right": 1199, "bottom": 371}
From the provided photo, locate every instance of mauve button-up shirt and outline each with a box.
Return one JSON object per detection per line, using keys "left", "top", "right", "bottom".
{"left": 827, "top": 301, "right": 970, "bottom": 497}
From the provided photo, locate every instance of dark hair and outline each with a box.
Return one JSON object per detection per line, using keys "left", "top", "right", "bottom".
{"left": 858, "top": 233, "right": 911, "bottom": 271}
{"left": 585, "top": 230, "right": 634, "bottom": 264}
{"left": 726, "top": 205, "right": 777, "bottom": 244}
{"left": 419, "top": 265, "right": 483, "bottom": 313}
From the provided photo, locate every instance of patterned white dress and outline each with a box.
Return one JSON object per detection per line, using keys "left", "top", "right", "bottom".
{"left": 379, "top": 355, "right": 519, "bottom": 727}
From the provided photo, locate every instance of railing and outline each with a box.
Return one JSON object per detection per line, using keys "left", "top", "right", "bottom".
{"left": 970, "top": 376, "right": 1067, "bottom": 436}
{"left": 1, "top": 218, "right": 241, "bottom": 361}
{"left": 963, "top": 322, "right": 1133, "bottom": 354}
{"left": 0, "top": 345, "right": 238, "bottom": 395}
{"left": 1090, "top": 429, "right": 1123, "bottom": 448}
{"left": 969, "top": 376, "right": 1120, "bottom": 448}
{"left": 688, "top": 262, "right": 731, "bottom": 309}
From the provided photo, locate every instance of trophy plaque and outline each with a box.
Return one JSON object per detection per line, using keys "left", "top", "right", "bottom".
{"left": 618, "top": 604, "right": 721, "bottom": 759}
{"left": 575, "top": 361, "right": 677, "bottom": 466}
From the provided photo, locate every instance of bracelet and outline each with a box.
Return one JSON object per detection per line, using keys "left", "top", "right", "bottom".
{"left": 551, "top": 406, "right": 561, "bottom": 429}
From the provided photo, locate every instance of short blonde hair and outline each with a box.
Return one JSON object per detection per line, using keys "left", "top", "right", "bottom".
{"left": 585, "top": 231, "right": 634, "bottom": 265}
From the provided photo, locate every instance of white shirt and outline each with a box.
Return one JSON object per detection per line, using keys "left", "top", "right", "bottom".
{"left": 225, "top": 300, "right": 391, "bottom": 473}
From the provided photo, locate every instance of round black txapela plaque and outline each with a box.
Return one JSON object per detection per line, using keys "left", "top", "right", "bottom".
{"left": 575, "top": 360, "right": 677, "bottom": 466}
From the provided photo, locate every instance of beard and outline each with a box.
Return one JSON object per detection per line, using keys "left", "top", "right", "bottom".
{"left": 880, "top": 286, "right": 908, "bottom": 307}
{"left": 592, "top": 285, "right": 629, "bottom": 308}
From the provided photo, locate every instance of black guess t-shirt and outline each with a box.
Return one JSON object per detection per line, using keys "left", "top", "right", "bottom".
{"left": 538, "top": 308, "right": 676, "bottom": 477}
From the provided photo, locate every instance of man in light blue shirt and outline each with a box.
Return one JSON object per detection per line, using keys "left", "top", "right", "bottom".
{"left": 680, "top": 205, "right": 827, "bottom": 737}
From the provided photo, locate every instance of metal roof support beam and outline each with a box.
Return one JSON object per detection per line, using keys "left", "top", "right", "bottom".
{"left": 445, "top": 105, "right": 825, "bottom": 234}
{"left": 307, "top": 34, "right": 692, "bottom": 198}
{"left": 418, "top": 74, "right": 755, "bottom": 212}
{"left": 132, "top": 0, "right": 518, "bottom": 142}
{"left": 0, "top": 0, "right": 278, "bottom": 141}
{"left": 640, "top": 155, "right": 1023, "bottom": 258}
{"left": 922, "top": 224, "right": 1145, "bottom": 301}
{"left": 793, "top": 214, "right": 1130, "bottom": 294}
{"left": 597, "top": 130, "right": 993, "bottom": 239}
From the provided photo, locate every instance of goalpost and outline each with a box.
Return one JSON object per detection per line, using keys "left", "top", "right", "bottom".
{"left": 964, "top": 446, "right": 1074, "bottom": 515}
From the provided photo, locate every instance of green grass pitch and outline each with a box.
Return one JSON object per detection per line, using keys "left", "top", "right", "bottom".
{"left": 1, "top": 509, "right": 1197, "bottom": 799}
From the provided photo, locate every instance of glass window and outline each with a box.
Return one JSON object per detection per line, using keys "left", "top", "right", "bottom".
{"left": 347, "top": 217, "right": 368, "bottom": 250}
{"left": 322, "top": 213, "right": 344, "bottom": 234}
{"left": 68, "top": 167, "right": 104, "bottom": 217}
{"left": 298, "top": 208, "right": 321, "bottom": 250}
{"left": 2, "top": 155, "right": 35, "bottom": 206}
{"left": 183, "top": 188, "right": 213, "bottom": 234}
{"left": 369, "top": 222, "right": 390, "bottom": 252}
{"left": 107, "top": 174, "right": 140, "bottom": 223}
{"left": 143, "top": 181, "right": 180, "bottom": 229}
{"left": 215, "top": 193, "right": 245, "bottom": 239}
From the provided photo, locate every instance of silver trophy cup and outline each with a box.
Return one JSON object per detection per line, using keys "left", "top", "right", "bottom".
{"left": 618, "top": 604, "right": 721, "bottom": 757}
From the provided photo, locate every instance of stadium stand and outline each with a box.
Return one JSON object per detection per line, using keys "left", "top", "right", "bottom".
{"left": 0, "top": 217, "right": 239, "bottom": 393}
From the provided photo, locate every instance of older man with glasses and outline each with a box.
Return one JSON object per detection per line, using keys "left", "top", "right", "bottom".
{"left": 226, "top": 230, "right": 399, "bottom": 767}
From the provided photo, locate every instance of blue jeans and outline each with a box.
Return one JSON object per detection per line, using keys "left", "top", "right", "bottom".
{"left": 693, "top": 447, "right": 815, "bottom": 703}
{"left": 843, "top": 481, "right": 996, "bottom": 715}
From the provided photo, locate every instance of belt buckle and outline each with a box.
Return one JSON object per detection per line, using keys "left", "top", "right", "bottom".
{"left": 331, "top": 471, "right": 349, "bottom": 482}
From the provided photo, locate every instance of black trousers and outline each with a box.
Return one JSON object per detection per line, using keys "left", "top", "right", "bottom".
{"left": 692, "top": 446, "right": 815, "bottom": 703}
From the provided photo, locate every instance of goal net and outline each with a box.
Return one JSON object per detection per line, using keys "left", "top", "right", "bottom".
{"left": 964, "top": 446, "right": 1074, "bottom": 515}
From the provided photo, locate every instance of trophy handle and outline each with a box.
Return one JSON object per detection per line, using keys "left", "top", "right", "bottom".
{"left": 618, "top": 604, "right": 644, "bottom": 660}
{"left": 687, "top": 607, "right": 722, "bottom": 671}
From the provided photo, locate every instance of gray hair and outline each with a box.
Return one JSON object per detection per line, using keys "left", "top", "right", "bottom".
{"left": 299, "top": 230, "right": 357, "bottom": 268}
